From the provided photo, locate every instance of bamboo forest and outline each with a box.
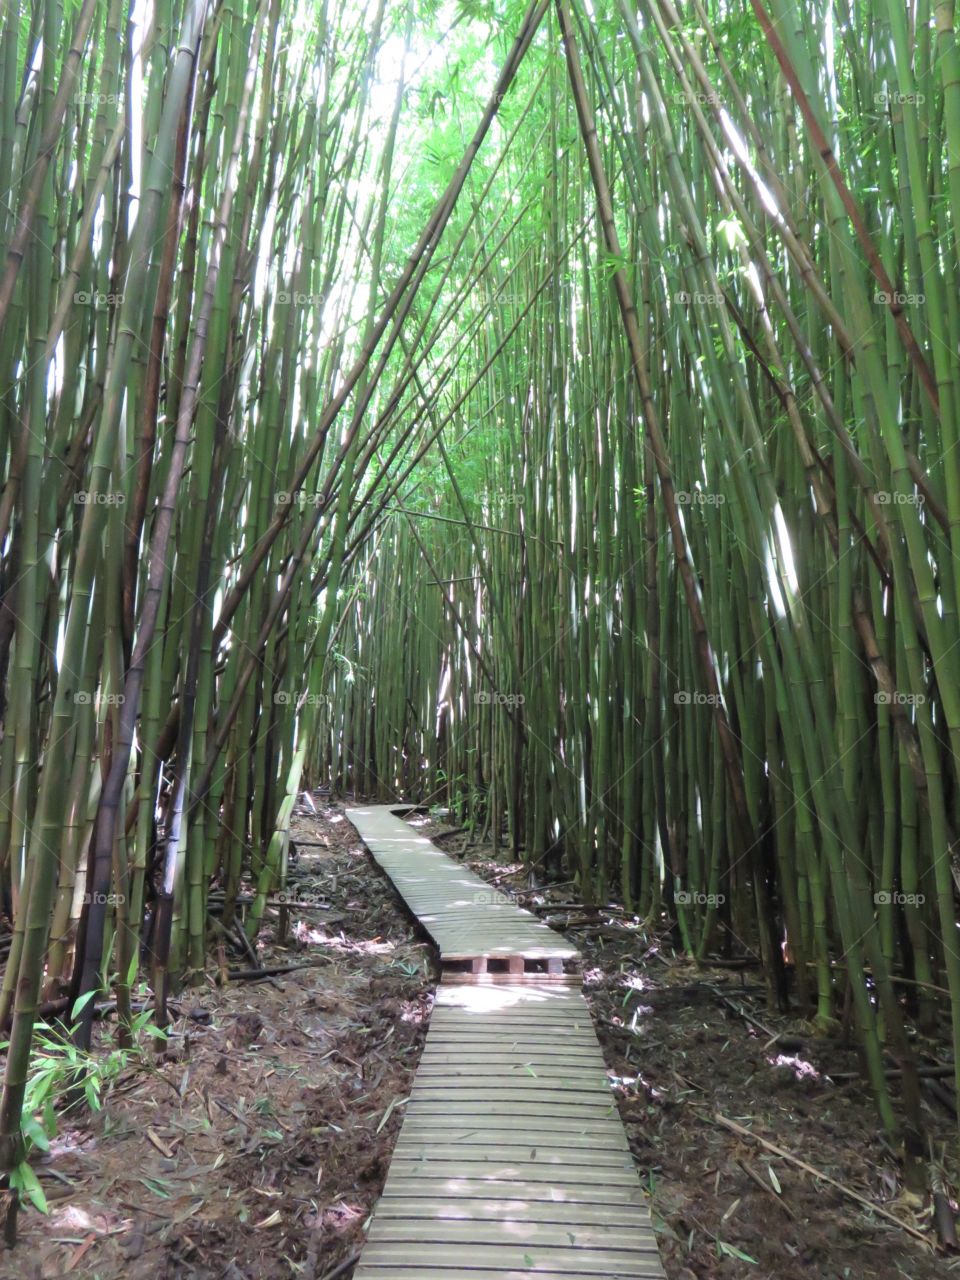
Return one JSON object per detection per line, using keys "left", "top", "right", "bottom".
{"left": 1, "top": 0, "right": 960, "bottom": 1274}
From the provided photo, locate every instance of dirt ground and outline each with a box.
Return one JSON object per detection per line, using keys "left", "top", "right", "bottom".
{"left": 5, "top": 800, "right": 959, "bottom": 1279}
{"left": 8, "top": 800, "right": 436, "bottom": 1280}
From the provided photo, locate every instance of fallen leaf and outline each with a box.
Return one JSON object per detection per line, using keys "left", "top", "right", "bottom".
{"left": 64, "top": 1232, "right": 97, "bottom": 1271}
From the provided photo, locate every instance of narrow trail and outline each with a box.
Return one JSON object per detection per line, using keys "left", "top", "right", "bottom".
{"left": 348, "top": 805, "right": 665, "bottom": 1279}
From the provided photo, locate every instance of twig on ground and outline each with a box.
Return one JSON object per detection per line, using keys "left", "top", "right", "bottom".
{"left": 318, "top": 1250, "right": 362, "bottom": 1280}
{"left": 736, "top": 1157, "right": 797, "bottom": 1219}
{"left": 226, "top": 960, "right": 332, "bottom": 981}
{"left": 708, "top": 1112, "right": 930, "bottom": 1246}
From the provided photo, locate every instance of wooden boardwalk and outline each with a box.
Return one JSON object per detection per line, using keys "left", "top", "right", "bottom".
{"left": 347, "top": 805, "right": 665, "bottom": 1280}
{"left": 346, "top": 805, "right": 579, "bottom": 976}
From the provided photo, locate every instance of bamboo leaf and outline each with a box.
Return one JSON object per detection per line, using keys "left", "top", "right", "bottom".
{"left": 12, "top": 1162, "right": 48, "bottom": 1214}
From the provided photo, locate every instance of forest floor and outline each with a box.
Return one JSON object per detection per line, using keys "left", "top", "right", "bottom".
{"left": 10, "top": 799, "right": 436, "bottom": 1280}
{"left": 6, "top": 799, "right": 958, "bottom": 1280}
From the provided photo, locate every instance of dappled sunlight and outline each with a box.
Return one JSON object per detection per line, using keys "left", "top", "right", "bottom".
{"left": 435, "top": 982, "right": 582, "bottom": 1014}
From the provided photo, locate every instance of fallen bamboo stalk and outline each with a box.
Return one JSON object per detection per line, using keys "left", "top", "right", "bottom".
{"left": 226, "top": 960, "right": 332, "bottom": 981}
{"left": 709, "top": 1112, "right": 931, "bottom": 1245}
{"left": 830, "top": 1065, "right": 955, "bottom": 1083}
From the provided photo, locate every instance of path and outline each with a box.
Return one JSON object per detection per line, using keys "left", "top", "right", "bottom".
{"left": 347, "top": 805, "right": 665, "bottom": 1279}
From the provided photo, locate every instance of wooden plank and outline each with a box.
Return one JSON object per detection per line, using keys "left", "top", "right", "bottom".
{"left": 426, "top": 1030, "right": 596, "bottom": 1041}
{"left": 422, "top": 1034, "right": 604, "bottom": 1044}
{"left": 379, "top": 1176, "right": 648, "bottom": 1206}
{"left": 431, "top": 1008, "right": 590, "bottom": 1019}
{"left": 434, "top": 986, "right": 586, "bottom": 1004}
{"left": 409, "top": 1087, "right": 617, "bottom": 1106}
{"left": 415, "top": 1058, "right": 607, "bottom": 1074}
{"left": 435, "top": 998, "right": 591, "bottom": 1008}
{"left": 391, "top": 1143, "right": 634, "bottom": 1168}
{"left": 387, "top": 1159, "right": 640, "bottom": 1185}
{"left": 400, "top": 1086, "right": 619, "bottom": 1105}
{"left": 423, "top": 1034, "right": 598, "bottom": 1047}
{"left": 428, "top": 1022, "right": 597, "bottom": 1032}
{"left": 358, "top": 1241, "right": 660, "bottom": 1273}
{"left": 392, "top": 1134, "right": 632, "bottom": 1157}
{"left": 430, "top": 1029, "right": 592, "bottom": 1040}
{"left": 420, "top": 1049, "right": 598, "bottom": 1062}
{"left": 399, "top": 1116, "right": 624, "bottom": 1136}
{"left": 355, "top": 1269, "right": 659, "bottom": 1280}
{"left": 370, "top": 1196, "right": 647, "bottom": 1226}
{"left": 406, "top": 1102, "right": 619, "bottom": 1119}
{"left": 427, "top": 1025, "right": 597, "bottom": 1041}
{"left": 427, "top": 1022, "right": 597, "bottom": 1033}
{"left": 365, "top": 1218, "right": 657, "bottom": 1250}
{"left": 428, "top": 1020, "right": 596, "bottom": 1031}
{"left": 432, "top": 1003, "right": 592, "bottom": 1014}
{"left": 395, "top": 1126, "right": 630, "bottom": 1151}
{"left": 412, "top": 1076, "right": 611, "bottom": 1093}
{"left": 428, "top": 1020, "right": 595, "bottom": 1031}
{"left": 399, "top": 1111, "right": 626, "bottom": 1132}
{"left": 432, "top": 1003, "right": 591, "bottom": 1014}
{"left": 415, "top": 1057, "right": 607, "bottom": 1073}
{"left": 412, "top": 1082, "right": 612, "bottom": 1098}
{"left": 405, "top": 1093, "right": 616, "bottom": 1109}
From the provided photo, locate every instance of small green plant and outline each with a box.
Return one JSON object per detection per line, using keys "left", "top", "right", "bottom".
{"left": 1, "top": 994, "right": 167, "bottom": 1213}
